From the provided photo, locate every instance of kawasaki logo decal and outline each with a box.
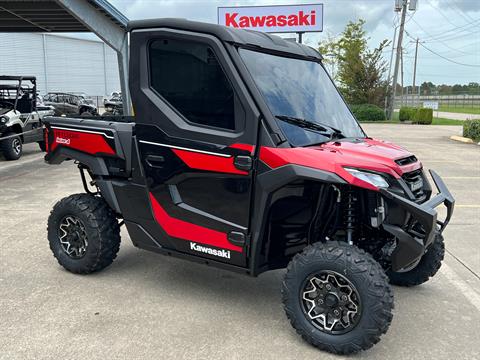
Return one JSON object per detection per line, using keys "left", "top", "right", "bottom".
{"left": 190, "top": 242, "right": 231, "bottom": 259}
{"left": 56, "top": 137, "right": 71, "bottom": 145}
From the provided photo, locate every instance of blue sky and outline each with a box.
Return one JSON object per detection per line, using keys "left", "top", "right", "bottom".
{"left": 102, "top": 0, "right": 480, "bottom": 86}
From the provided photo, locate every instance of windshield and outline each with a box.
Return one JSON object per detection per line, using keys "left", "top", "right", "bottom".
{"left": 239, "top": 49, "right": 365, "bottom": 146}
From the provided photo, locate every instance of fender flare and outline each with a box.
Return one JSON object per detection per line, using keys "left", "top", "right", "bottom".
{"left": 249, "top": 164, "right": 347, "bottom": 275}
{"left": 45, "top": 147, "right": 121, "bottom": 213}
{"left": 45, "top": 147, "right": 109, "bottom": 175}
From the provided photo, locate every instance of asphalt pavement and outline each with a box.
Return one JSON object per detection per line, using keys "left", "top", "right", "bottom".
{"left": 1, "top": 124, "right": 479, "bottom": 360}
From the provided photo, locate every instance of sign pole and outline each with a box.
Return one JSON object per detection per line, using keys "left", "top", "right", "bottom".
{"left": 297, "top": 32, "right": 304, "bottom": 44}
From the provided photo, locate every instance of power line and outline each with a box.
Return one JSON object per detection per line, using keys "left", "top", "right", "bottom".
{"left": 426, "top": 0, "right": 475, "bottom": 29}
{"left": 428, "top": 1, "right": 460, "bottom": 28}
{"left": 404, "top": 30, "right": 480, "bottom": 67}
{"left": 424, "top": 25, "right": 480, "bottom": 43}
{"left": 449, "top": 2, "right": 477, "bottom": 23}
{"left": 417, "top": 18, "right": 480, "bottom": 42}
{"left": 418, "top": 42, "right": 480, "bottom": 67}
{"left": 410, "top": 18, "right": 476, "bottom": 55}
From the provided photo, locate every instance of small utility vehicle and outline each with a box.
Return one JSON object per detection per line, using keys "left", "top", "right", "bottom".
{"left": 0, "top": 76, "right": 53, "bottom": 160}
{"left": 43, "top": 92, "right": 98, "bottom": 117}
{"left": 102, "top": 92, "right": 123, "bottom": 115}
{"left": 43, "top": 19, "right": 454, "bottom": 355}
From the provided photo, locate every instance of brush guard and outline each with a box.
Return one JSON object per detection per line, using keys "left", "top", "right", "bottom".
{"left": 380, "top": 170, "right": 455, "bottom": 272}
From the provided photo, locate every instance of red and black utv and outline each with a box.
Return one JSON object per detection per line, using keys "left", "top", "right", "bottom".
{"left": 43, "top": 19, "right": 454, "bottom": 354}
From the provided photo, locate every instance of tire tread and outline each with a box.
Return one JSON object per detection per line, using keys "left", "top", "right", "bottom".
{"left": 281, "top": 241, "right": 394, "bottom": 355}
{"left": 388, "top": 235, "right": 445, "bottom": 287}
{"left": 47, "top": 193, "right": 121, "bottom": 274}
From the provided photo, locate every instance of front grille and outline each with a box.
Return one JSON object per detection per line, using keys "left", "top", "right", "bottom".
{"left": 395, "top": 155, "right": 418, "bottom": 166}
{"left": 402, "top": 169, "right": 426, "bottom": 203}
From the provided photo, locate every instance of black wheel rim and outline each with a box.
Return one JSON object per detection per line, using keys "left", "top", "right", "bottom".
{"left": 301, "top": 271, "right": 362, "bottom": 334}
{"left": 58, "top": 216, "right": 88, "bottom": 259}
{"left": 12, "top": 138, "right": 21, "bottom": 155}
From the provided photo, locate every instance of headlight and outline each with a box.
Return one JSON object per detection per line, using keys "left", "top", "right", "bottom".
{"left": 344, "top": 168, "right": 389, "bottom": 188}
{"left": 0, "top": 116, "right": 7, "bottom": 123}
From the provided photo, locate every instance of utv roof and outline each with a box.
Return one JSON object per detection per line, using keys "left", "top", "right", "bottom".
{"left": 128, "top": 18, "right": 322, "bottom": 60}
{"left": 0, "top": 76, "right": 36, "bottom": 81}
{"left": 0, "top": 85, "right": 22, "bottom": 90}
{"left": 46, "top": 92, "right": 83, "bottom": 95}
{"left": 0, "top": 84, "right": 35, "bottom": 90}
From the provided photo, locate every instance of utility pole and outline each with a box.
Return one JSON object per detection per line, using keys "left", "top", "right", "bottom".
{"left": 412, "top": 37, "right": 419, "bottom": 96}
{"left": 400, "top": 46, "right": 404, "bottom": 107}
{"left": 384, "top": 26, "right": 397, "bottom": 114}
{"left": 388, "top": 0, "right": 408, "bottom": 119}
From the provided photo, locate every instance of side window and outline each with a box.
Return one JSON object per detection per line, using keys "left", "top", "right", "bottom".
{"left": 149, "top": 39, "right": 235, "bottom": 131}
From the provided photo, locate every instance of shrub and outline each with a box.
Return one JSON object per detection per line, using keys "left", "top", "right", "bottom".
{"left": 399, "top": 106, "right": 418, "bottom": 121}
{"left": 463, "top": 119, "right": 480, "bottom": 141}
{"left": 412, "top": 108, "right": 433, "bottom": 124}
{"left": 350, "top": 104, "right": 386, "bottom": 122}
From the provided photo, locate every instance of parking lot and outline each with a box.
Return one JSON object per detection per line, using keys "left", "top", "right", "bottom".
{"left": 1, "top": 124, "right": 479, "bottom": 360}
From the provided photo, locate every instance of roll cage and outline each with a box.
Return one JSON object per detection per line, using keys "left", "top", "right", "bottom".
{"left": 0, "top": 76, "right": 37, "bottom": 113}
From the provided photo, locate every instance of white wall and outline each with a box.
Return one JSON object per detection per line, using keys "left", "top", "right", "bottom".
{"left": 0, "top": 33, "right": 120, "bottom": 96}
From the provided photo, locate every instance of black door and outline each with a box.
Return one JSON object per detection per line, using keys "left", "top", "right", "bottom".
{"left": 130, "top": 30, "right": 260, "bottom": 267}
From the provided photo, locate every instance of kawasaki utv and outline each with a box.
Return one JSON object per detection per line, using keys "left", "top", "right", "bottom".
{"left": 43, "top": 19, "right": 454, "bottom": 354}
{"left": 0, "top": 76, "right": 53, "bottom": 160}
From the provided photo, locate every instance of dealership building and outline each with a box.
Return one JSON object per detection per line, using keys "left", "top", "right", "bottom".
{"left": 0, "top": 32, "right": 120, "bottom": 97}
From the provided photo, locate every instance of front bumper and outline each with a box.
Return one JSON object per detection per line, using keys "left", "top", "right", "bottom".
{"left": 380, "top": 170, "right": 455, "bottom": 272}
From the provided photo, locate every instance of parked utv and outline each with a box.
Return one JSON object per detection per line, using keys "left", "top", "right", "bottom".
{"left": 0, "top": 76, "right": 53, "bottom": 160}
{"left": 102, "top": 92, "right": 123, "bottom": 115}
{"left": 43, "top": 19, "right": 454, "bottom": 355}
{"left": 43, "top": 92, "right": 98, "bottom": 117}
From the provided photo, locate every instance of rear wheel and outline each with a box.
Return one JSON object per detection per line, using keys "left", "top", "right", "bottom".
{"left": 1, "top": 132, "right": 22, "bottom": 160}
{"left": 387, "top": 234, "right": 444, "bottom": 286}
{"left": 282, "top": 241, "right": 393, "bottom": 355}
{"left": 47, "top": 194, "right": 121, "bottom": 274}
{"left": 80, "top": 110, "right": 94, "bottom": 117}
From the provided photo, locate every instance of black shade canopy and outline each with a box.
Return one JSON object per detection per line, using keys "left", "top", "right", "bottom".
{"left": 0, "top": 0, "right": 127, "bottom": 32}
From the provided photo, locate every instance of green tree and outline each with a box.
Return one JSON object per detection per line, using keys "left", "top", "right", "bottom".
{"left": 420, "top": 81, "right": 435, "bottom": 95}
{"left": 318, "top": 19, "right": 389, "bottom": 107}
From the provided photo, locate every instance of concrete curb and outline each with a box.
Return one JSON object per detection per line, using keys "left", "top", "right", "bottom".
{"left": 450, "top": 135, "right": 480, "bottom": 145}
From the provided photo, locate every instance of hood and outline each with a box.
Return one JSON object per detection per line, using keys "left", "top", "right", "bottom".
{"left": 318, "top": 138, "right": 421, "bottom": 175}
{"left": 259, "top": 138, "right": 422, "bottom": 191}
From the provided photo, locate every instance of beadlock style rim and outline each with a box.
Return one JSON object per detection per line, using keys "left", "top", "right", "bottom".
{"left": 12, "top": 138, "right": 21, "bottom": 154}
{"left": 58, "top": 216, "right": 88, "bottom": 259}
{"left": 301, "top": 270, "right": 362, "bottom": 334}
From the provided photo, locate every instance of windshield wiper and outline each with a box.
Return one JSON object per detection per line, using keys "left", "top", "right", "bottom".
{"left": 275, "top": 115, "right": 345, "bottom": 140}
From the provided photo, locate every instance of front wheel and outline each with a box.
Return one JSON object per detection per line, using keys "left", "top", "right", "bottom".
{"left": 47, "top": 194, "right": 121, "bottom": 274}
{"left": 282, "top": 241, "right": 393, "bottom": 355}
{"left": 1, "top": 132, "right": 22, "bottom": 160}
{"left": 387, "top": 234, "right": 445, "bottom": 286}
{"left": 80, "top": 110, "right": 94, "bottom": 117}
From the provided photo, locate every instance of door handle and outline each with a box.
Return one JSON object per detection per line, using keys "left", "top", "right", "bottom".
{"left": 234, "top": 156, "right": 252, "bottom": 171}
{"left": 146, "top": 154, "right": 165, "bottom": 168}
